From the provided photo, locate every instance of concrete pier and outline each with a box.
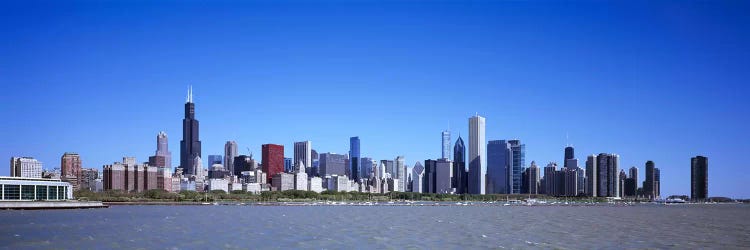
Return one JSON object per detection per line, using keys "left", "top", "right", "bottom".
{"left": 0, "top": 201, "right": 108, "bottom": 210}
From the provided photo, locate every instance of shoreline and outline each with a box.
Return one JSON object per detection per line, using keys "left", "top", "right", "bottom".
{"left": 0, "top": 201, "right": 108, "bottom": 210}
{"left": 101, "top": 200, "right": 747, "bottom": 207}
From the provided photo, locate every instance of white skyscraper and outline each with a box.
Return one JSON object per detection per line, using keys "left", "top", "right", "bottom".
{"left": 442, "top": 130, "right": 451, "bottom": 159}
{"left": 411, "top": 161, "right": 424, "bottom": 193}
{"left": 294, "top": 141, "right": 312, "bottom": 174}
{"left": 395, "top": 156, "right": 406, "bottom": 192}
{"left": 224, "top": 141, "right": 238, "bottom": 175}
{"left": 468, "top": 114, "right": 486, "bottom": 194}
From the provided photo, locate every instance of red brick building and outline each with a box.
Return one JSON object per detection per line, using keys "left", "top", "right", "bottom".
{"left": 262, "top": 144, "right": 284, "bottom": 184}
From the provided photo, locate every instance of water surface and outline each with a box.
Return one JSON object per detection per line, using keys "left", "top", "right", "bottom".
{"left": 1, "top": 204, "right": 748, "bottom": 249}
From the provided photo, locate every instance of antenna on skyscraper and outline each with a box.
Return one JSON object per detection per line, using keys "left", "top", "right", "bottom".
{"left": 189, "top": 85, "right": 193, "bottom": 103}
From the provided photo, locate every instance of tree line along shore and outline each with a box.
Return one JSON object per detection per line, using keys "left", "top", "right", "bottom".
{"left": 74, "top": 190, "right": 746, "bottom": 203}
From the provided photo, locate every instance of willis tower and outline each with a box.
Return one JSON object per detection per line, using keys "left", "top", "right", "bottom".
{"left": 180, "top": 86, "right": 201, "bottom": 175}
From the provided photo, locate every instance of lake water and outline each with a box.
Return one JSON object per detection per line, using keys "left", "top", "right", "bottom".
{"left": 1, "top": 204, "right": 749, "bottom": 249}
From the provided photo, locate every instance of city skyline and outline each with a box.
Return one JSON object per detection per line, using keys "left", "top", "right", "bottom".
{"left": 1, "top": 2, "right": 748, "bottom": 198}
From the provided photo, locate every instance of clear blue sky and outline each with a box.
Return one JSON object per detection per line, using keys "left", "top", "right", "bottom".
{"left": 1, "top": 1, "right": 748, "bottom": 198}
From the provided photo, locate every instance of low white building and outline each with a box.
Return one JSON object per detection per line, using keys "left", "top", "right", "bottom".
{"left": 230, "top": 181, "right": 242, "bottom": 192}
{"left": 294, "top": 172, "right": 308, "bottom": 191}
{"left": 272, "top": 173, "right": 294, "bottom": 191}
{"left": 0, "top": 177, "right": 73, "bottom": 201}
{"left": 308, "top": 177, "right": 323, "bottom": 193}
{"left": 333, "top": 175, "right": 349, "bottom": 192}
{"left": 208, "top": 179, "right": 229, "bottom": 193}
{"left": 388, "top": 178, "right": 399, "bottom": 193}
{"left": 180, "top": 178, "right": 195, "bottom": 192}
{"left": 244, "top": 183, "right": 261, "bottom": 194}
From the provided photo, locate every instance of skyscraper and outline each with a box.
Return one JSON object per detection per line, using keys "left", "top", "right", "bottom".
{"left": 628, "top": 166, "right": 638, "bottom": 190}
{"left": 381, "top": 160, "right": 395, "bottom": 177}
{"left": 319, "top": 153, "right": 347, "bottom": 177}
{"left": 395, "top": 156, "right": 406, "bottom": 191}
{"left": 180, "top": 86, "right": 201, "bottom": 175}
{"left": 233, "top": 155, "right": 256, "bottom": 177}
{"left": 224, "top": 141, "right": 238, "bottom": 175}
{"left": 655, "top": 167, "right": 661, "bottom": 198}
{"left": 284, "top": 158, "right": 293, "bottom": 173}
{"left": 61, "top": 152, "right": 82, "bottom": 190}
{"left": 294, "top": 141, "right": 312, "bottom": 174}
{"left": 586, "top": 155, "right": 597, "bottom": 197}
{"left": 311, "top": 149, "right": 320, "bottom": 176}
{"left": 691, "top": 156, "right": 708, "bottom": 202}
{"left": 151, "top": 131, "right": 172, "bottom": 169}
{"left": 527, "top": 161, "right": 540, "bottom": 194}
{"left": 261, "top": 144, "right": 284, "bottom": 184}
{"left": 360, "top": 157, "right": 373, "bottom": 180}
{"left": 453, "top": 136, "right": 466, "bottom": 194}
{"left": 442, "top": 130, "right": 451, "bottom": 159}
{"left": 349, "top": 137, "right": 360, "bottom": 181}
{"left": 564, "top": 146, "right": 575, "bottom": 168}
{"left": 423, "top": 159, "right": 437, "bottom": 193}
{"left": 543, "top": 162, "right": 558, "bottom": 196}
{"left": 596, "top": 153, "right": 619, "bottom": 197}
{"left": 508, "top": 140, "right": 525, "bottom": 194}
{"left": 435, "top": 158, "right": 454, "bottom": 193}
{"left": 207, "top": 155, "right": 223, "bottom": 166}
{"left": 643, "top": 160, "right": 657, "bottom": 200}
{"left": 468, "top": 115, "right": 486, "bottom": 194}
{"left": 618, "top": 169, "right": 627, "bottom": 198}
{"left": 626, "top": 166, "right": 638, "bottom": 197}
{"left": 411, "top": 161, "right": 425, "bottom": 193}
{"left": 487, "top": 140, "right": 510, "bottom": 194}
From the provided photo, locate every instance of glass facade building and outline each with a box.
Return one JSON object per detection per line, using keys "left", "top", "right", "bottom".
{"left": 487, "top": 140, "right": 510, "bottom": 194}
{"left": 441, "top": 130, "right": 451, "bottom": 159}
{"left": 284, "top": 158, "right": 293, "bottom": 173}
{"left": 508, "top": 140, "right": 525, "bottom": 194}
{"left": 349, "top": 137, "right": 360, "bottom": 181}
{"left": 0, "top": 177, "right": 73, "bottom": 201}
{"left": 208, "top": 155, "right": 223, "bottom": 166}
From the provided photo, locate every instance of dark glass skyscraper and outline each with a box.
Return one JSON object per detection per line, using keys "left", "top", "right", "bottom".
{"left": 508, "top": 140, "right": 525, "bottom": 194}
{"left": 180, "top": 86, "right": 201, "bottom": 175}
{"left": 564, "top": 146, "right": 575, "bottom": 168}
{"left": 208, "top": 155, "right": 222, "bottom": 166}
{"left": 691, "top": 156, "right": 708, "bottom": 202}
{"left": 423, "top": 159, "right": 437, "bottom": 193}
{"left": 643, "top": 160, "right": 657, "bottom": 200}
{"left": 349, "top": 137, "right": 360, "bottom": 181}
{"left": 487, "top": 140, "right": 510, "bottom": 194}
{"left": 453, "top": 136, "right": 466, "bottom": 194}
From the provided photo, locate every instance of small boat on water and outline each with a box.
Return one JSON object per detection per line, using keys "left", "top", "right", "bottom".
{"left": 666, "top": 198, "right": 687, "bottom": 204}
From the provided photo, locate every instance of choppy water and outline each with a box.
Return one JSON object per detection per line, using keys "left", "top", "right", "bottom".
{"left": 1, "top": 204, "right": 749, "bottom": 249}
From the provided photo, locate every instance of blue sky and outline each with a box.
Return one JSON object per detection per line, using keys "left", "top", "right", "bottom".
{"left": 1, "top": 1, "right": 748, "bottom": 198}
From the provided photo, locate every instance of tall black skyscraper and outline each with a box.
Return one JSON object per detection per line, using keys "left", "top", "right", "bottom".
{"left": 564, "top": 146, "right": 575, "bottom": 168}
{"left": 180, "top": 86, "right": 202, "bottom": 175}
{"left": 453, "top": 136, "right": 466, "bottom": 194}
{"left": 691, "top": 156, "right": 708, "bottom": 202}
{"left": 643, "top": 160, "right": 657, "bottom": 200}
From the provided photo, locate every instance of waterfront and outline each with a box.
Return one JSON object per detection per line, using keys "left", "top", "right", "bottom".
{"left": 1, "top": 204, "right": 748, "bottom": 249}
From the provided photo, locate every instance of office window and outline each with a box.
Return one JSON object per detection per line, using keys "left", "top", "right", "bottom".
{"left": 4, "top": 185, "right": 20, "bottom": 200}
{"left": 36, "top": 185, "right": 48, "bottom": 200}
{"left": 21, "top": 185, "right": 34, "bottom": 200}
